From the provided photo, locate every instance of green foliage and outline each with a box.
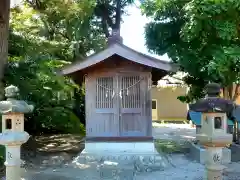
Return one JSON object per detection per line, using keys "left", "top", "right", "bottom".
{"left": 6, "top": 0, "right": 135, "bottom": 135}
{"left": 142, "top": 0, "right": 240, "bottom": 102}
{"left": 6, "top": 1, "right": 108, "bottom": 135}
{"left": 0, "top": 146, "right": 5, "bottom": 166}
{"left": 0, "top": 119, "right": 4, "bottom": 165}
{"left": 12, "top": 2, "right": 106, "bottom": 61}
{"left": 5, "top": 41, "right": 81, "bottom": 134}
{"left": 155, "top": 139, "right": 189, "bottom": 154}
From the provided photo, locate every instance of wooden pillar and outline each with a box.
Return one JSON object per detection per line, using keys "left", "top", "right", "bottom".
{"left": 235, "top": 121, "right": 239, "bottom": 143}
{"left": 232, "top": 121, "right": 238, "bottom": 143}
{"left": 115, "top": 74, "right": 120, "bottom": 136}
{"left": 147, "top": 73, "right": 152, "bottom": 137}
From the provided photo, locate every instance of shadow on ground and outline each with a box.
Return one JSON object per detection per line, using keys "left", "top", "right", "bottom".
{"left": 21, "top": 134, "right": 85, "bottom": 170}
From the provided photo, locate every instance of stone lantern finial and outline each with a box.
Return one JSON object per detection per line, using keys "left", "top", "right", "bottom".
{"left": 0, "top": 85, "right": 34, "bottom": 114}
{"left": 205, "top": 83, "right": 221, "bottom": 97}
{"left": 5, "top": 85, "right": 19, "bottom": 99}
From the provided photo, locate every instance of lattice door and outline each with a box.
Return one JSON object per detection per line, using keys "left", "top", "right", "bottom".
{"left": 94, "top": 76, "right": 117, "bottom": 136}
{"left": 119, "top": 75, "right": 144, "bottom": 136}
{"left": 94, "top": 74, "right": 146, "bottom": 137}
{"left": 96, "top": 77, "right": 114, "bottom": 109}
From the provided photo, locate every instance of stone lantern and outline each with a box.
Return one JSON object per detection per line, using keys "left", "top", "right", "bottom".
{"left": 0, "top": 85, "right": 34, "bottom": 180}
{"left": 189, "top": 83, "right": 234, "bottom": 180}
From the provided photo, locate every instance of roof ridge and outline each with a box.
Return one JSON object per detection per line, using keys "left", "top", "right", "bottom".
{"left": 61, "top": 43, "right": 177, "bottom": 75}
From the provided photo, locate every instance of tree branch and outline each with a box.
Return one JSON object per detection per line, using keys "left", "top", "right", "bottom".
{"left": 160, "top": 78, "right": 182, "bottom": 85}
{"left": 101, "top": 18, "right": 110, "bottom": 37}
{"left": 107, "top": 16, "right": 114, "bottom": 28}
{"left": 170, "top": 75, "right": 184, "bottom": 81}
{"left": 228, "top": 84, "right": 233, "bottom": 100}
{"left": 58, "top": 31, "right": 70, "bottom": 40}
{"left": 25, "top": 0, "right": 46, "bottom": 11}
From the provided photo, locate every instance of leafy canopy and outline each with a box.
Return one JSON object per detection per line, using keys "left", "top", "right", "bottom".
{"left": 142, "top": 0, "right": 240, "bottom": 102}
{"left": 7, "top": 0, "right": 136, "bottom": 134}
{"left": 6, "top": 0, "right": 108, "bottom": 134}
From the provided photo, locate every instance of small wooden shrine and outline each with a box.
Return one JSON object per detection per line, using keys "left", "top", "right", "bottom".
{"left": 61, "top": 30, "right": 176, "bottom": 155}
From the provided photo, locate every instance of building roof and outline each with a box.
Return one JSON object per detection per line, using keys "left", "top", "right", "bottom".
{"left": 61, "top": 43, "right": 177, "bottom": 75}
{"left": 157, "top": 72, "right": 186, "bottom": 87}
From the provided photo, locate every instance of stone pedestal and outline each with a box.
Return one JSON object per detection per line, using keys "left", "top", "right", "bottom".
{"left": 5, "top": 146, "right": 21, "bottom": 180}
{"left": 206, "top": 166, "right": 224, "bottom": 180}
{"left": 205, "top": 147, "right": 226, "bottom": 180}
{"left": 0, "top": 131, "right": 30, "bottom": 180}
{"left": 189, "top": 142, "right": 231, "bottom": 164}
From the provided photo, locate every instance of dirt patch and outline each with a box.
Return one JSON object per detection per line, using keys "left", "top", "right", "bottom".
{"left": 21, "top": 134, "right": 85, "bottom": 169}
{"left": 23, "top": 134, "right": 84, "bottom": 154}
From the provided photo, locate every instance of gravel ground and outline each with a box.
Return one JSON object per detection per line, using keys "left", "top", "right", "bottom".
{"left": 150, "top": 123, "right": 240, "bottom": 180}
{"left": 152, "top": 122, "right": 196, "bottom": 141}
{"left": 18, "top": 123, "right": 240, "bottom": 180}
{"left": 136, "top": 154, "right": 240, "bottom": 180}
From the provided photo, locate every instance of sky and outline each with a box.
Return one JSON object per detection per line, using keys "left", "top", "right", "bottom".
{"left": 11, "top": 0, "right": 170, "bottom": 61}
{"left": 121, "top": 4, "right": 170, "bottom": 61}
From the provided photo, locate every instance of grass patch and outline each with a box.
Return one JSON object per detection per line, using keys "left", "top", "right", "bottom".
{"left": 0, "top": 145, "right": 5, "bottom": 168}
{"left": 0, "top": 123, "right": 5, "bottom": 166}
{"left": 155, "top": 139, "right": 189, "bottom": 154}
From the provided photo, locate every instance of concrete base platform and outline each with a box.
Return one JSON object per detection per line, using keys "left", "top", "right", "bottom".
{"left": 189, "top": 142, "right": 231, "bottom": 164}
{"left": 84, "top": 141, "right": 157, "bottom": 154}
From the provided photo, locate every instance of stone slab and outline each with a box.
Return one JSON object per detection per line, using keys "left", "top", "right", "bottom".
{"left": 99, "top": 161, "right": 136, "bottom": 180}
{"left": 229, "top": 143, "right": 240, "bottom": 162}
{"left": 72, "top": 149, "right": 172, "bottom": 173}
{"left": 189, "top": 142, "right": 231, "bottom": 164}
{"left": 23, "top": 166, "right": 100, "bottom": 180}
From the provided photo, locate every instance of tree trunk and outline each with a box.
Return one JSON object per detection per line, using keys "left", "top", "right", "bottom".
{"left": 233, "top": 84, "right": 240, "bottom": 102}
{"left": 222, "top": 84, "right": 240, "bottom": 101}
{"left": 0, "top": 0, "right": 10, "bottom": 99}
{"left": 223, "top": 84, "right": 240, "bottom": 143}
{"left": 114, "top": 0, "right": 121, "bottom": 30}
{"left": 223, "top": 87, "right": 229, "bottom": 99}
{"left": 73, "top": 88, "right": 86, "bottom": 126}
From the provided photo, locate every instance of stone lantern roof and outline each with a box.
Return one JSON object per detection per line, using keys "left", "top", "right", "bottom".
{"left": 0, "top": 85, "right": 34, "bottom": 114}
{"left": 189, "top": 83, "right": 235, "bottom": 115}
